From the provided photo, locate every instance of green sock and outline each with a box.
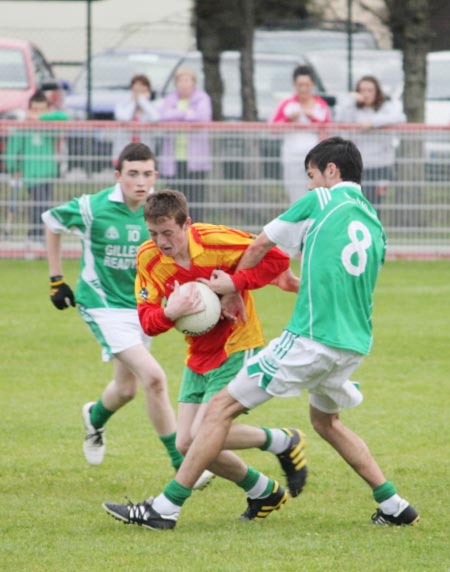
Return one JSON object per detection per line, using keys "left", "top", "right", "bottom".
{"left": 236, "top": 467, "right": 260, "bottom": 492}
{"left": 373, "top": 481, "right": 397, "bottom": 503}
{"left": 259, "top": 427, "right": 272, "bottom": 450}
{"left": 160, "top": 432, "right": 184, "bottom": 470}
{"left": 237, "top": 467, "right": 274, "bottom": 498}
{"left": 90, "top": 400, "right": 114, "bottom": 429}
{"left": 163, "top": 479, "right": 192, "bottom": 507}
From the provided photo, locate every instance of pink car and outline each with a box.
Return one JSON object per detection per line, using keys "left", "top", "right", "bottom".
{"left": 0, "top": 37, "right": 65, "bottom": 119}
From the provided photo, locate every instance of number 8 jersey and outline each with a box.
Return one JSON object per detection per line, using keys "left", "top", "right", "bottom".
{"left": 264, "top": 182, "right": 386, "bottom": 355}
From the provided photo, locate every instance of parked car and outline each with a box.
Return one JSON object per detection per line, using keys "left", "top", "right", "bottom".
{"left": 160, "top": 50, "right": 331, "bottom": 121}
{"left": 424, "top": 51, "right": 450, "bottom": 180}
{"left": 63, "top": 49, "right": 184, "bottom": 173}
{"left": 64, "top": 48, "right": 183, "bottom": 119}
{"left": 0, "top": 37, "right": 66, "bottom": 119}
{"left": 425, "top": 51, "right": 450, "bottom": 124}
{"left": 254, "top": 19, "right": 378, "bottom": 56}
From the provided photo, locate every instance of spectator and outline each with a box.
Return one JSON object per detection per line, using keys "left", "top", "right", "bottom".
{"left": 270, "top": 65, "right": 331, "bottom": 203}
{"left": 335, "top": 75, "right": 406, "bottom": 216}
{"left": 6, "top": 90, "right": 68, "bottom": 241}
{"left": 113, "top": 74, "right": 160, "bottom": 164}
{"left": 158, "top": 68, "right": 212, "bottom": 222}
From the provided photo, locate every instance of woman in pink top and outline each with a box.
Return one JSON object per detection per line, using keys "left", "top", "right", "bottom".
{"left": 271, "top": 65, "right": 331, "bottom": 203}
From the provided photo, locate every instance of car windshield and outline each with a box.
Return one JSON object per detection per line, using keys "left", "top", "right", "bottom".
{"left": 73, "top": 52, "right": 181, "bottom": 92}
{"left": 254, "top": 30, "right": 377, "bottom": 55}
{"left": 0, "top": 48, "right": 28, "bottom": 89}
{"left": 305, "top": 50, "right": 403, "bottom": 98}
{"left": 427, "top": 59, "right": 450, "bottom": 99}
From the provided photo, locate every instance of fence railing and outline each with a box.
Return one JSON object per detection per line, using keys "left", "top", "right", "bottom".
{"left": 1, "top": 120, "right": 450, "bottom": 259}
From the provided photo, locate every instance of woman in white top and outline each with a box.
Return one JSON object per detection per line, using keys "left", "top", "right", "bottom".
{"left": 270, "top": 65, "right": 331, "bottom": 204}
{"left": 336, "top": 75, "right": 406, "bottom": 215}
{"left": 113, "top": 74, "right": 160, "bottom": 164}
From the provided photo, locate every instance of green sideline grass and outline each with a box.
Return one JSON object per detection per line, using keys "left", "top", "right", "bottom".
{"left": 1, "top": 260, "right": 449, "bottom": 572}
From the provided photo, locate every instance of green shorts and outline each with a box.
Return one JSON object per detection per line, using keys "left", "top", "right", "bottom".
{"left": 178, "top": 348, "right": 262, "bottom": 404}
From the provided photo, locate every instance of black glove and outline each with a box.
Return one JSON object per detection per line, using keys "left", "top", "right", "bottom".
{"left": 49, "top": 275, "right": 75, "bottom": 310}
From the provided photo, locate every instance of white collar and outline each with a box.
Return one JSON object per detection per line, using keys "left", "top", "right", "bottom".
{"left": 331, "top": 181, "right": 361, "bottom": 191}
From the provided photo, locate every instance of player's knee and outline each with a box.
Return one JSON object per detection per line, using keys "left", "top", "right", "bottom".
{"left": 205, "top": 390, "right": 230, "bottom": 424}
{"left": 175, "top": 434, "right": 192, "bottom": 456}
{"left": 310, "top": 408, "right": 338, "bottom": 440}
{"left": 141, "top": 371, "right": 167, "bottom": 394}
{"left": 116, "top": 382, "right": 137, "bottom": 402}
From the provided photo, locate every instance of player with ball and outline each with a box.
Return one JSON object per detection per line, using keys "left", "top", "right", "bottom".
{"left": 104, "top": 189, "right": 307, "bottom": 527}
{"left": 104, "top": 138, "right": 419, "bottom": 531}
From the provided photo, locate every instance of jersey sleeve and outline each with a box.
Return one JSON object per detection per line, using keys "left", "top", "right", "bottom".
{"left": 263, "top": 192, "right": 318, "bottom": 257}
{"left": 41, "top": 196, "right": 86, "bottom": 236}
{"left": 135, "top": 243, "right": 176, "bottom": 336}
{"left": 193, "top": 224, "right": 290, "bottom": 291}
{"left": 230, "top": 245, "right": 290, "bottom": 291}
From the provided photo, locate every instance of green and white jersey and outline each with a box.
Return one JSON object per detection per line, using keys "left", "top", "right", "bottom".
{"left": 42, "top": 184, "right": 149, "bottom": 309}
{"left": 264, "top": 182, "right": 386, "bottom": 355}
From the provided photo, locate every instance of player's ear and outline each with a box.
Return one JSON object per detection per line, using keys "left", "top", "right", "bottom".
{"left": 114, "top": 169, "right": 121, "bottom": 181}
{"left": 327, "top": 162, "right": 338, "bottom": 177}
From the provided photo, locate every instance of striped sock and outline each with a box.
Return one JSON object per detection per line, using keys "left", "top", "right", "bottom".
{"left": 237, "top": 467, "right": 274, "bottom": 499}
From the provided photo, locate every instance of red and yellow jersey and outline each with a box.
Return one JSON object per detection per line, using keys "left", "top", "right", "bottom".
{"left": 135, "top": 223, "right": 289, "bottom": 373}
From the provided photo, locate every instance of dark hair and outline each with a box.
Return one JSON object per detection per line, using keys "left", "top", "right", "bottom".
{"left": 144, "top": 189, "right": 189, "bottom": 226}
{"left": 116, "top": 142, "right": 156, "bottom": 172}
{"left": 292, "top": 64, "right": 316, "bottom": 83}
{"left": 29, "top": 90, "right": 48, "bottom": 107}
{"left": 304, "top": 136, "right": 363, "bottom": 184}
{"left": 130, "top": 74, "right": 151, "bottom": 91}
{"left": 355, "top": 75, "right": 385, "bottom": 111}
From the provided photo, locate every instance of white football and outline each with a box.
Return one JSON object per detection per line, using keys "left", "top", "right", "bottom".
{"left": 174, "top": 282, "right": 221, "bottom": 336}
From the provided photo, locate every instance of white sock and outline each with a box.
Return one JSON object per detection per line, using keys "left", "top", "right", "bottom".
{"left": 151, "top": 493, "right": 181, "bottom": 519}
{"left": 379, "top": 494, "right": 404, "bottom": 515}
{"left": 247, "top": 474, "right": 270, "bottom": 499}
{"left": 264, "top": 428, "right": 291, "bottom": 454}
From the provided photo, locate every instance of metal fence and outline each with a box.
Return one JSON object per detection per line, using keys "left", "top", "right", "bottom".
{"left": 1, "top": 120, "right": 450, "bottom": 259}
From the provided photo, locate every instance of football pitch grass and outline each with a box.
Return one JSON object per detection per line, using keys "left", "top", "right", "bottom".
{"left": 1, "top": 259, "right": 449, "bottom": 572}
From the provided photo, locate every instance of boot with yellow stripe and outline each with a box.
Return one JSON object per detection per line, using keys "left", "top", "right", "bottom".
{"left": 276, "top": 428, "right": 307, "bottom": 497}
{"left": 240, "top": 481, "right": 288, "bottom": 520}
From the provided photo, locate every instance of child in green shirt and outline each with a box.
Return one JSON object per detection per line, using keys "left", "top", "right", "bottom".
{"left": 6, "top": 90, "right": 68, "bottom": 240}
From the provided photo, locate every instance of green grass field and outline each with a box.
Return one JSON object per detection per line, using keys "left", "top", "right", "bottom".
{"left": 2, "top": 259, "right": 449, "bottom": 572}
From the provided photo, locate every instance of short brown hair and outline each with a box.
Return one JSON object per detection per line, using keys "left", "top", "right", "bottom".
{"left": 130, "top": 74, "right": 151, "bottom": 91}
{"left": 116, "top": 142, "right": 156, "bottom": 172}
{"left": 144, "top": 189, "right": 189, "bottom": 226}
{"left": 29, "top": 90, "right": 48, "bottom": 107}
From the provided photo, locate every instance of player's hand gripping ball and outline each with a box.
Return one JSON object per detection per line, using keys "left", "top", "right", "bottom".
{"left": 49, "top": 275, "right": 75, "bottom": 310}
{"left": 175, "top": 282, "right": 221, "bottom": 336}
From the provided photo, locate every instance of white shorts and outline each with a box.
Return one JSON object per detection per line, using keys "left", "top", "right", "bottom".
{"left": 78, "top": 306, "right": 152, "bottom": 362}
{"left": 228, "top": 331, "right": 364, "bottom": 414}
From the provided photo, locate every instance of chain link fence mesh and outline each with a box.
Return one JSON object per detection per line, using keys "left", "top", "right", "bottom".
{"left": 1, "top": 121, "right": 449, "bottom": 259}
